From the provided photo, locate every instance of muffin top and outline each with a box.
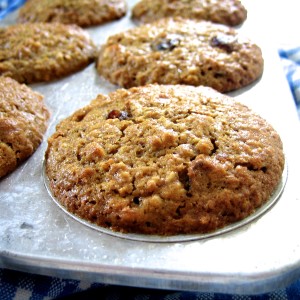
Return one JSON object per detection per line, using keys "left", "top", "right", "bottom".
{"left": 97, "top": 18, "right": 263, "bottom": 92}
{"left": 0, "top": 23, "right": 97, "bottom": 84}
{"left": 18, "top": 0, "right": 127, "bottom": 27}
{"left": 132, "top": 0, "right": 247, "bottom": 26}
{"left": 0, "top": 76, "right": 50, "bottom": 178}
{"left": 45, "top": 84, "right": 284, "bottom": 236}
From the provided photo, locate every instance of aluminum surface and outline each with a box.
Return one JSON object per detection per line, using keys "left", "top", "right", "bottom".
{"left": 1, "top": 0, "right": 300, "bottom": 295}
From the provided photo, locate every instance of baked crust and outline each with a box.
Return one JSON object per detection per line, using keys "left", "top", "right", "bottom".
{"left": 96, "top": 18, "right": 263, "bottom": 92}
{"left": 132, "top": 0, "right": 247, "bottom": 26}
{"left": 0, "top": 23, "right": 97, "bottom": 84}
{"left": 45, "top": 84, "right": 284, "bottom": 235}
{"left": 0, "top": 77, "right": 50, "bottom": 178}
{"left": 18, "top": 0, "right": 127, "bottom": 27}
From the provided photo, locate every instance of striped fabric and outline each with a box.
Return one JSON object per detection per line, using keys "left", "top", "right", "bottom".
{"left": 0, "top": 0, "right": 25, "bottom": 19}
{"left": 278, "top": 46, "right": 300, "bottom": 119}
{"left": 1, "top": 268, "right": 300, "bottom": 300}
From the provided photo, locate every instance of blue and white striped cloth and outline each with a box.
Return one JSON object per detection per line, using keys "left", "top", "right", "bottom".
{"left": 1, "top": 1, "right": 300, "bottom": 299}
{"left": 0, "top": 0, "right": 25, "bottom": 19}
{"left": 1, "top": 267, "right": 300, "bottom": 300}
{"left": 278, "top": 46, "right": 300, "bottom": 119}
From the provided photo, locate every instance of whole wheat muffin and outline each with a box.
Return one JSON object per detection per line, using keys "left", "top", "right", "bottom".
{"left": 0, "top": 23, "right": 97, "bottom": 84}
{"left": 45, "top": 84, "right": 284, "bottom": 236}
{"left": 96, "top": 18, "right": 263, "bottom": 92}
{"left": 132, "top": 0, "right": 247, "bottom": 26}
{"left": 18, "top": 0, "right": 127, "bottom": 28}
{"left": 0, "top": 77, "right": 50, "bottom": 178}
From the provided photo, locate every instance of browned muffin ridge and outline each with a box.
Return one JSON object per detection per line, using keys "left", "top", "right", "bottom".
{"left": 0, "top": 23, "right": 97, "bottom": 84}
{"left": 0, "top": 77, "right": 50, "bottom": 178}
{"left": 45, "top": 84, "right": 284, "bottom": 236}
{"left": 18, "top": 0, "right": 127, "bottom": 27}
{"left": 132, "top": 0, "right": 247, "bottom": 26}
{"left": 96, "top": 18, "right": 263, "bottom": 92}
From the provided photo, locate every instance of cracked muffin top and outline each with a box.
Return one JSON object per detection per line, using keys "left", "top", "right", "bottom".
{"left": 132, "top": 0, "right": 247, "bottom": 26}
{"left": 18, "top": 0, "right": 127, "bottom": 27}
{"left": 96, "top": 18, "right": 263, "bottom": 92}
{"left": 0, "top": 23, "right": 97, "bottom": 84}
{"left": 0, "top": 76, "right": 50, "bottom": 178}
{"left": 45, "top": 84, "right": 284, "bottom": 236}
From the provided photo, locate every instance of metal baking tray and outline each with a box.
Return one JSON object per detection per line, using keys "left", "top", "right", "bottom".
{"left": 1, "top": 0, "right": 300, "bottom": 295}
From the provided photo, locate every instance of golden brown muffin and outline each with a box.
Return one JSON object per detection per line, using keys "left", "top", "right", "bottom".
{"left": 18, "top": 0, "right": 127, "bottom": 27}
{"left": 45, "top": 84, "right": 284, "bottom": 236}
{"left": 132, "top": 0, "right": 247, "bottom": 26}
{"left": 96, "top": 18, "right": 263, "bottom": 92}
{"left": 0, "top": 23, "right": 97, "bottom": 84}
{"left": 0, "top": 77, "right": 50, "bottom": 178}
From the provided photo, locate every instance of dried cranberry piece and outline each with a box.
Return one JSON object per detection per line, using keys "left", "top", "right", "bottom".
{"left": 210, "top": 34, "right": 237, "bottom": 53}
{"left": 151, "top": 35, "right": 181, "bottom": 51}
{"left": 107, "top": 109, "right": 128, "bottom": 120}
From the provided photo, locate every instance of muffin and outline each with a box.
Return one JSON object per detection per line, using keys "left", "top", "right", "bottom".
{"left": 18, "top": 0, "right": 127, "bottom": 28}
{"left": 0, "top": 23, "right": 97, "bottom": 84}
{"left": 96, "top": 18, "right": 263, "bottom": 92}
{"left": 132, "top": 0, "right": 247, "bottom": 26}
{"left": 45, "top": 84, "right": 284, "bottom": 236}
{"left": 0, "top": 77, "right": 50, "bottom": 178}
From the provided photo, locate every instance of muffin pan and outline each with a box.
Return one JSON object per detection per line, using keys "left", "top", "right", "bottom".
{"left": 1, "top": 0, "right": 300, "bottom": 295}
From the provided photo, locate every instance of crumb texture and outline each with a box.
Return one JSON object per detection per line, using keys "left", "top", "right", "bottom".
{"left": 45, "top": 85, "right": 284, "bottom": 235}
{"left": 132, "top": 0, "right": 247, "bottom": 26}
{"left": 97, "top": 18, "right": 263, "bottom": 92}
{"left": 18, "top": 0, "right": 127, "bottom": 27}
{"left": 0, "top": 77, "right": 50, "bottom": 178}
{"left": 0, "top": 23, "right": 97, "bottom": 84}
